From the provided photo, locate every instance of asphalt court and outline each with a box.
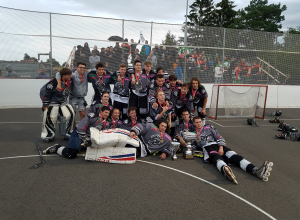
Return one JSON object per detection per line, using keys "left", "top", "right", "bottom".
{"left": 1, "top": 108, "right": 300, "bottom": 220}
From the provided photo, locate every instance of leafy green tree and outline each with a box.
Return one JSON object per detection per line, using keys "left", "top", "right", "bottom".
{"left": 46, "top": 58, "right": 61, "bottom": 67}
{"left": 161, "top": 31, "right": 177, "bottom": 45}
{"left": 187, "top": 0, "right": 215, "bottom": 27}
{"left": 228, "top": 0, "right": 287, "bottom": 32}
{"left": 214, "top": 0, "right": 237, "bottom": 28}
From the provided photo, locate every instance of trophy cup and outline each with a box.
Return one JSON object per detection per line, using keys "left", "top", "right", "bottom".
{"left": 182, "top": 132, "right": 197, "bottom": 160}
{"left": 171, "top": 140, "right": 180, "bottom": 161}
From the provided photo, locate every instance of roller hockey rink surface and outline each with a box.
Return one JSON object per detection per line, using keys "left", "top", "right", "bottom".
{"left": 1, "top": 108, "right": 300, "bottom": 220}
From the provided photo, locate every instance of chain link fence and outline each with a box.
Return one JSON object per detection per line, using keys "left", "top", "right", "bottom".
{"left": 0, "top": 6, "right": 299, "bottom": 85}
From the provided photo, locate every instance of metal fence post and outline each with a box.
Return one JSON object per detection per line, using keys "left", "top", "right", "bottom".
{"left": 184, "top": 0, "right": 189, "bottom": 83}
{"left": 50, "top": 12, "right": 53, "bottom": 78}
{"left": 150, "top": 21, "right": 153, "bottom": 48}
{"left": 222, "top": 28, "right": 225, "bottom": 83}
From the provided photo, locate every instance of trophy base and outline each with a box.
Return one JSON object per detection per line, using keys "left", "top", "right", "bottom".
{"left": 183, "top": 152, "right": 194, "bottom": 160}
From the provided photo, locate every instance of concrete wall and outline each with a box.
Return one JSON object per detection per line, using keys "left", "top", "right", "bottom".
{"left": 0, "top": 79, "right": 299, "bottom": 108}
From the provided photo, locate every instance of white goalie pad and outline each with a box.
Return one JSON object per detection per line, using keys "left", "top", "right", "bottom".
{"left": 90, "top": 128, "right": 140, "bottom": 149}
{"left": 85, "top": 147, "right": 136, "bottom": 164}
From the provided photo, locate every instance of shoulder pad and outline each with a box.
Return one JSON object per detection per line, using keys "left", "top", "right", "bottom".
{"left": 87, "top": 113, "right": 96, "bottom": 118}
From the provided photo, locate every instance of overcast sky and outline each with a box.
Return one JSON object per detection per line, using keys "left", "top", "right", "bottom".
{"left": 1, "top": 0, "right": 298, "bottom": 30}
{"left": 0, "top": 0, "right": 298, "bottom": 65}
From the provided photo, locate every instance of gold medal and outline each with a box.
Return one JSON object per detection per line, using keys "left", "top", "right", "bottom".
{"left": 186, "top": 129, "right": 189, "bottom": 132}
{"left": 161, "top": 140, "right": 164, "bottom": 143}
{"left": 197, "top": 140, "right": 199, "bottom": 142}
{"left": 136, "top": 82, "right": 139, "bottom": 85}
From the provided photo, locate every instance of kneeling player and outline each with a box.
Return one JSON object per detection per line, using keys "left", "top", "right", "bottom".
{"left": 192, "top": 117, "right": 273, "bottom": 184}
{"left": 40, "top": 68, "right": 75, "bottom": 141}
{"left": 129, "top": 119, "right": 172, "bottom": 159}
{"left": 43, "top": 106, "right": 111, "bottom": 159}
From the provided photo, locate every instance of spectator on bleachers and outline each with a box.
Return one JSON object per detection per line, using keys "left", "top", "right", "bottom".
{"left": 0, "top": 69, "right": 3, "bottom": 78}
{"left": 284, "top": 74, "right": 291, "bottom": 85}
{"left": 99, "top": 48, "right": 106, "bottom": 64}
{"left": 141, "top": 40, "right": 151, "bottom": 56}
{"left": 174, "top": 63, "right": 183, "bottom": 81}
{"left": 89, "top": 51, "right": 100, "bottom": 69}
{"left": 5, "top": 64, "right": 17, "bottom": 78}
{"left": 36, "top": 68, "right": 49, "bottom": 79}
{"left": 140, "top": 47, "right": 147, "bottom": 62}
{"left": 215, "top": 60, "right": 223, "bottom": 83}
{"left": 133, "top": 51, "right": 141, "bottom": 64}
{"left": 240, "top": 58, "right": 246, "bottom": 68}
{"left": 83, "top": 42, "right": 91, "bottom": 68}
{"left": 54, "top": 69, "right": 59, "bottom": 74}
{"left": 130, "top": 39, "right": 138, "bottom": 54}
{"left": 74, "top": 45, "right": 84, "bottom": 66}
{"left": 92, "top": 45, "right": 100, "bottom": 56}
{"left": 150, "top": 49, "right": 157, "bottom": 69}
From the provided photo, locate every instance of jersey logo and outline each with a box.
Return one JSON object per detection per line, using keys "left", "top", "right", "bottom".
{"left": 148, "top": 134, "right": 161, "bottom": 146}
{"left": 47, "top": 83, "right": 53, "bottom": 90}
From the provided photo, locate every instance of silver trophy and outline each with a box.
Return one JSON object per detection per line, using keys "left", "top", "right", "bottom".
{"left": 182, "top": 132, "right": 197, "bottom": 160}
{"left": 171, "top": 140, "right": 180, "bottom": 161}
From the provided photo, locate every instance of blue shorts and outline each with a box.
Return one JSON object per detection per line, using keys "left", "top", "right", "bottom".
{"left": 68, "top": 130, "right": 83, "bottom": 151}
{"left": 69, "top": 97, "right": 86, "bottom": 112}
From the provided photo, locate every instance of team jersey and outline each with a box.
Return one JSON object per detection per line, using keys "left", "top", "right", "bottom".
{"left": 131, "top": 123, "right": 172, "bottom": 155}
{"left": 40, "top": 78, "right": 73, "bottom": 108}
{"left": 87, "top": 70, "right": 113, "bottom": 96}
{"left": 128, "top": 69, "right": 150, "bottom": 97}
{"left": 148, "top": 81, "right": 171, "bottom": 104}
{"left": 143, "top": 69, "right": 156, "bottom": 81}
{"left": 189, "top": 85, "right": 208, "bottom": 106}
{"left": 149, "top": 101, "right": 174, "bottom": 121}
{"left": 172, "top": 89, "right": 194, "bottom": 117}
{"left": 76, "top": 112, "right": 110, "bottom": 141}
{"left": 122, "top": 116, "right": 144, "bottom": 131}
{"left": 88, "top": 100, "right": 113, "bottom": 114}
{"left": 174, "top": 119, "right": 195, "bottom": 139}
{"left": 191, "top": 125, "right": 226, "bottom": 160}
{"left": 169, "top": 82, "right": 182, "bottom": 105}
{"left": 108, "top": 117, "right": 124, "bottom": 129}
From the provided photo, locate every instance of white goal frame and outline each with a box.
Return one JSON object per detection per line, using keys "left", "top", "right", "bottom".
{"left": 209, "top": 84, "right": 268, "bottom": 120}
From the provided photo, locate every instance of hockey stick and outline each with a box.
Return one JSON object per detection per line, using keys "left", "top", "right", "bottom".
{"left": 29, "top": 140, "right": 45, "bottom": 170}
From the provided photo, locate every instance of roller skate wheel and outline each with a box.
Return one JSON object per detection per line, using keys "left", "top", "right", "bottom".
{"left": 263, "top": 177, "right": 268, "bottom": 182}
{"left": 266, "top": 172, "right": 270, "bottom": 177}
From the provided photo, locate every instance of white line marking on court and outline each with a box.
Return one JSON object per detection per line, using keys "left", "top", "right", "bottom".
{"left": 0, "top": 154, "right": 276, "bottom": 219}
{"left": 137, "top": 160, "right": 276, "bottom": 220}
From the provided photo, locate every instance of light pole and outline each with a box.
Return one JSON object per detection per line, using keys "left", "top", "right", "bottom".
{"left": 184, "top": 0, "right": 188, "bottom": 83}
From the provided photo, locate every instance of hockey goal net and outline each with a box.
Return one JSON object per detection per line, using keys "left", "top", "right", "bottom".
{"left": 209, "top": 84, "right": 268, "bottom": 120}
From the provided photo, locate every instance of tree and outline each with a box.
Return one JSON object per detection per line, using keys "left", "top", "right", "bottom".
{"left": 187, "top": 0, "right": 215, "bottom": 27}
{"left": 161, "top": 31, "right": 177, "bottom": 46}
{"left": 23, "top": 53, "right": 38, "bottom": 61}
{"left": 228, "top": 0, "right": 287, "bottom": 32}
{"left": 214, "top": 0, "right": 237, "bottom": 28}
{"left": 46, "top": 58, "right": 61, "bottom": 67}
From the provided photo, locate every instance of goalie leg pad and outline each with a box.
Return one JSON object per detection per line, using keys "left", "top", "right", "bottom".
{"left": 60, "top": 104, "right": 75, "bottom": 135}
{"left": 90, "top": 128, "right": 140, "bottom": 149}
{"left": 41, "top": 106, "right": 59, "bottom": 139}
{"left": 85, "top": 147, "right": 136, "bottom": 164}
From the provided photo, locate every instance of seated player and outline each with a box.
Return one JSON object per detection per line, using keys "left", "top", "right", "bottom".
{"left": 88, "top": 62, "right": 113, "bottom": 103}
{"left": 122, "top": 107, "right": 144, "bottom": 131}
{"left": 89, "top": 92, "right": 113, "bottom": 114}
{"left": 111, "top": 64, "right": 131, "bottom": 119}
{"left": 189, "top": 77, "right": 208, "bottom": 125}
{"left": 174, "top": 109, "right": 195, "bottom": 147}
{"left": 40, "top": 68, "right": 75, "bottom": 141}
{"left": 149, "top": 74, "right": 171, "bottom": 108}
{"left": 129, "top": 119, "right": 172, "bottom": 159}
{"left": 172, "top": 83, "right": 194, "bottom": 120}
{"left": 192, "top": 116, "right": 273, "bottom": 184}
{"left": 149, "top": 90, "right": 173, "bottom": 128}
{"left": 43, "top": 106, "right": 111, "bottom": 159}
{"left": 109, "top": 108, "right": 124, "bottom": 129}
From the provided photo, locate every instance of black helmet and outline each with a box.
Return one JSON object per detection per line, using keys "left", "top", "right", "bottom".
{"left": 275, "top": 110, "right": 282, "bottom": 116}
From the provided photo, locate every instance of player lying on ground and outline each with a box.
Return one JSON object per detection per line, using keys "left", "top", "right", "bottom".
{"left": 129, "top": 119, "right": 173, "bottom": 159}
{"left": 43, "top": 106, "right": 111, "bottom": 159}
{"left": 192, "top": 116, "right": 273, "bottom": 184}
